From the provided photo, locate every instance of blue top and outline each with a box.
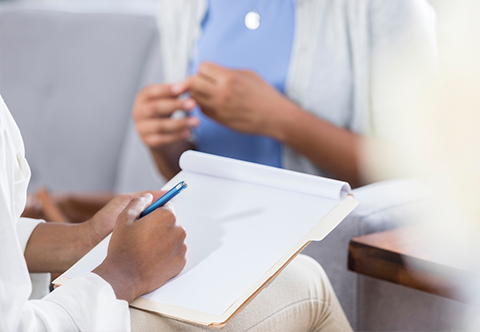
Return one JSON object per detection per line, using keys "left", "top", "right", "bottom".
{"left": 189, "top": 0, "right": 295, "bottom": 168}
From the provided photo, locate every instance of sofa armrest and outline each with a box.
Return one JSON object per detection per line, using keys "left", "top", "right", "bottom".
{"left": 353, "top": 178, "right": 432, "bottom": 234}
{"left": 302, "top": 178, "right": 432, "bottom": 326}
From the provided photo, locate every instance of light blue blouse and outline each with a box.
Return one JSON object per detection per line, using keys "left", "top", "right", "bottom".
{"left": 190, "top": 0, "right": 295, "bottom": 167}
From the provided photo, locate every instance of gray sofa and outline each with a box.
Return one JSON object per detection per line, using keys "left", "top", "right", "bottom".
{"left": 0, "top": 2, "right": 166, "bottom": 194}
{"left": 1, "top": 3, "right": 477, "bottom": 331}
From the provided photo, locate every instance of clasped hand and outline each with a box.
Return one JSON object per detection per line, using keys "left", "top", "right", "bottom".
{"left": 134, "top": 62, "right": 291, "bottom": 150}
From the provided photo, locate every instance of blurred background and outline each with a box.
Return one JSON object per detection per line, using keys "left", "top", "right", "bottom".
{"left": 1, "top": 0, "right": 479, "bottom": 331}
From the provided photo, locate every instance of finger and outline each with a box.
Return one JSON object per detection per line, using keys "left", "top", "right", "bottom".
{"left": 136, "top": 98, "right": 195, "bottom": 120}
{"left": 174, "top": 227, "right": 187, "bottom": 251}
{"left": 134, "top": 99, "right": 179, "bottom": 120}
{"left": 198, "top": 62, "right": 227, "bottom": 82}
{"left": 105, "top": 194, "right": 133, "bottom": 211}
{"left": 189, "top": 75, "right": 217, "bottom": 98}
{"left": 118, "top": 193, "right": 153, "bottom": 226}
{"left": 161, "top": 201, "right": 175, "bottom": 214}
{"left": 131, "top": 190, "right": 167, "bottom": 201}
{"left": 143, "top": 99, "right": 193, "bottom": 119}
{"left": 189, "top": 89, "right": 218, "bottom": 113}
{"left": 182, "top": 98, "right": 197, "bottom": 111}
{"left": 143, "top": 130, "right": 192, "bottom": 147}
{"left": 138, "top": 84, "right": 178, "bottom": 101}
{"left": 146, "top": 202, "right": 176, "bottom": 225}
{"left": 137, "top": 117, "right": 199, "bottom": 136}
{"left": 152, "top": 191, "right": 166, "bottom": 201}
{"left": 171, "top": 79, "right": 190, "bottom": 95}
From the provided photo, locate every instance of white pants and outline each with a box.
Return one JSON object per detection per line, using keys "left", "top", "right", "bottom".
{"left": 131, "top": 254, "right": 352, "bottom": 332}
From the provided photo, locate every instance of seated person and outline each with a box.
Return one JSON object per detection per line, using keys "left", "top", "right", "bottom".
{"left": 1, "top": 94, "right": 351, "bottom": 331}
{"left": 133, "top": 0, "right": 436, "bottom": 188}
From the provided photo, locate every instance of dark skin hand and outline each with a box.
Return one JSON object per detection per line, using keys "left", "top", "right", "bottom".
{"left": 187, "top": 62, "right": 363, "bottom": 187}
{"left": 25, "top": 192, "right": 187, "bottom": 303}
{"left": 24, "top": 191, "right": 165, "bottom": 274}
{"left": 133, "top": 62, "right": 363, "bottom": 187}
{"left": 133, "top": 84, "right": 198, "bottom": 179}
{"left": 93, "top": 194, "right": 187, "bottom": 302}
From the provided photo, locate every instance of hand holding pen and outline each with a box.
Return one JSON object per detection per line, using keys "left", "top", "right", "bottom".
{"left": 140, "top": 181, "right": 188, "bottom": 218}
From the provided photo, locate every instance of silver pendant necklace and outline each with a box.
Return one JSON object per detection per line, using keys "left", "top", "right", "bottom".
{"left": 245, "top": 0, "right": 271, "bottom": 30}
{"left": 245, "top": 11, "right": 261, "bottom": 30}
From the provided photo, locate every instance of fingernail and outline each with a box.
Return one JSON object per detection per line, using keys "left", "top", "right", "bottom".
{"left": 182, "top": 130, "right": 192, "bottom": 139}
{"left": 171, "top": 83, "right": 183, "bottom": 94}
{"left": 141, "top": 193, "right": 153, "bottom": 201}
{"left": 183, "top": 99, "right": 196, "bottom": 110}
{"left": 187, "top": 117, "right": 199, "bottom": 127}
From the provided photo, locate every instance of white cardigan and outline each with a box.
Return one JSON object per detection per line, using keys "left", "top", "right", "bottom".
{"left": 157, "top": 0, "right": 437, "bottom": 176}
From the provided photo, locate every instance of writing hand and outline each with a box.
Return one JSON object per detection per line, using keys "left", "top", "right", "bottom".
{"left": 82, "top": 191, "right": 165, "bottom": 247}
{"left": 93, "top": 193, "right": 187, "bottom": 302}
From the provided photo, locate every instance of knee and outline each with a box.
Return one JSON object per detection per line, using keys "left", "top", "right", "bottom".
{"left": 272, "top": 254, "right": 334, "bottom": 304}
{"left": 283, "top": 254, "right": 329, "bottom": 286}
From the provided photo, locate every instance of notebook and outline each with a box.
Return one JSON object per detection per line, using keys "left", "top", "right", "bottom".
{"left": 54, "top": 151, "right": 358, "bottom": 328}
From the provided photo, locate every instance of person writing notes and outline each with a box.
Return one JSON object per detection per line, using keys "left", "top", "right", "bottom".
{"left": 133, "top": 0, "right": 437, "bottom": 188}
{"left": 1, "top": 93, "right": 352, "bottom": 331}
{"left": 0, "top": 94, "right": 186, "bottom": 330}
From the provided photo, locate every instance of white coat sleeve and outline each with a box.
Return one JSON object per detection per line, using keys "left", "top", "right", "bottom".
{"left": 17, "top": 217, "right": 52, "bottom": 299}
{"left": 0, "top": 96, "right": 131, "bottom": 331}
{"left": 29, "top": 273, "right": 131, "bottom": 332}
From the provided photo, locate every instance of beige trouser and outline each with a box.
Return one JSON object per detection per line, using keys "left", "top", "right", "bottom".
{"left": 131, "top": 254, "right": 352, "bottom": 332}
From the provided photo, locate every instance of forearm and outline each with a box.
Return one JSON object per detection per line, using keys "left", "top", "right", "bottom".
{"left": 268, "top": 100, "right": 363, "bottom": 187}
{"left": 24, "top": 222, "right": 97, "bottom": 273}
{"left": 151, "top": 140, "right": 195, "bottom": 180}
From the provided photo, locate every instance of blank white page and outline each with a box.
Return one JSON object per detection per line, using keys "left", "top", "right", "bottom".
{"left": 58, "top": 151, "right": 352, "bottom": 321}
{"left": 138, "top": 170, "right": 339, "bottom": 316}
{"left": 136, "top": 151, "right": 348, "bottom": 316}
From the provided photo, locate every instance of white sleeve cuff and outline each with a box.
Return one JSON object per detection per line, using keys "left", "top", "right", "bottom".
{"left": 44, "top": 273, "right": 130, "bottom": 331}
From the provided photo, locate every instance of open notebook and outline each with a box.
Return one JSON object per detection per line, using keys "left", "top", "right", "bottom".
{"left": 54, "top": 151, "right": 358, "bottom": 328}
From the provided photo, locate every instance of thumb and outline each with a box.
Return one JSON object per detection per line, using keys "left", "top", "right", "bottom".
{"left": 118, "top": 193, "right": 153, "bottom": 227}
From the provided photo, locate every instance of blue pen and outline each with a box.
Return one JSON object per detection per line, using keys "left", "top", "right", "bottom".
{"left": 140, "top": 181, "right": 188, "bottom": 218}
